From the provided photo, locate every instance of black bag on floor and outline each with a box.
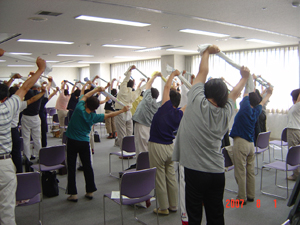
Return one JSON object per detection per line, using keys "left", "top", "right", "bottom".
{"left": 94, "top": 131, "right": 100, "bottom": 142}
{"left": 42, "top": 171, "right": 59, "bottom": 197}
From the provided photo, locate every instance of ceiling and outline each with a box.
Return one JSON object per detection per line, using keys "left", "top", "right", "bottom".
{"left": 0, "top": 0, "right": 299, "bottom": 68}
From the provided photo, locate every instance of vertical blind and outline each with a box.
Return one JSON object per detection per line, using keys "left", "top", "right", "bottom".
{"left": 190, "top": 46, "right": 299, "bottom": 110}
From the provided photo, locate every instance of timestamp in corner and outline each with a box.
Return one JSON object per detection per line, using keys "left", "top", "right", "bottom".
{"left": 225, "top": 199, "right": 277, "bottom": 208}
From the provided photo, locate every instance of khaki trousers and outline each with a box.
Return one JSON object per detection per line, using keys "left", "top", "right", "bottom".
{"left": 287, "top": 128, "right": 300, "bottom": 178}
{"left": 114, "top": 113, "right": 133, "bottom": 149}
{"left": 148, "top": 141, "right": 178, "bottom": 210}
{"left": 232, "top": 137, "right": 255, "bottom": 200}
{"left": 57, "top": 109, "right": 68, "bottom": 137}
{"left": 105, "top": 110, "right": 116, "bottom": 134}
{"left": 134, "top": 122, "right": 150, "bottom": 161}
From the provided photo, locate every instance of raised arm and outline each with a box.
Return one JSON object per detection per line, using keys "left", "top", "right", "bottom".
{"left": 15, "top": 57, "right": 46, "bottom": 99}
{"left": 145, "top": 72, "right": 161, "bottom": 90}
{"left": 193, "top": 45, "right": 220, "bottom": 86}
{"left": 111, "top": 78, "right": 117, "bottom": 89}
{"left": 162, "top": 70, "right": 180, "bottom": 105}
{"left": 104, "top": 105, "right": 130, "bottom": 119}
{"left": 137, "top": 79, "right": 146, "bottom": 89}
{"left": 5, "top": 73, "right": 22, "bottom": 87}
{"left": 190, "top": 74, "right": 195, "bottom": 85}
{"left": 27, "top": 85, "right": 46, "bottom": 105}
{"left": 260, "top": 86, "right": 273, "bottom": 106}
{"left": 46, "top": 77, "right": 53, "bottom": 92}
{"left": 228, "top": 66, "right": 250, "bottom": 102}
{"left": 81, "top": 86, "right": 105, "bottom": 102}
{"left": 80, "top": 81, "right": 91, "bottom": 96}
{"left": 48, "top": 87, "right": 59, "bottom": 101}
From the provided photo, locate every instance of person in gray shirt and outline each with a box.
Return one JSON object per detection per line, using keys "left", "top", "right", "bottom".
{"left": 173, "top": 45, "right": 249, "bottom": 225}
{"left": 132, "top": 72, "right": 161, "bottom": 160}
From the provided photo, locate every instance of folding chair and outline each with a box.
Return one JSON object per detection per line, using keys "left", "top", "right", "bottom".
{"left": 103, "top": 168, "right": 159, "bottom": 225}
{"left": 109, "top": 136, "right": 136, "bottom": 178}
{"left": 119, "top": 152, "right": 150, "bottom": 178}
{"left": 222, "top": 147, "right": 237, "bottom": 193}
{"left": 255, "top": 131, "right": 271, "bottom": 175}
{"left": 260, "top": 145, "right": 300, "bottom": 199}
{"left": 16, "top": 172, "right": 43, "bottom": 225}
{"left": 270, "top": 128, "right": 288, "bottom": 161}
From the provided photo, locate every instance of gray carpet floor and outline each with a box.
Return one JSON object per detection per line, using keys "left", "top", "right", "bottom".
{"left": 15, "top": 125, "right": 293, "bottom": 225}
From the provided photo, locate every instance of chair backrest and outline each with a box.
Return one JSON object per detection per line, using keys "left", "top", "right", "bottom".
{"left": 16, "top": 172, "right": 41, "bottom": 202}
{"left": 122, "top": 136, "right": 135, "bottom": 153}
{"left": 62, "top": 132, "right": 67, "bottom": 144}
{"left": 39, "top": 145, "right": 66, "bottom": 166}
{"left": 49, "top": 108, "right": 57, "bottom": 116}
{"left": 287, "top": 145, "right": 300, "bottom": 166}
{"left": 222, "top": 147, "right": 233, "bottom": 167}
{"left": 120, "top": 167, "right": 156, "bottom": 199}
{"left": 136, "top": 152, "right": 150, "bottom": 170}
{"left": 256, "top": 131, "right": 271, "bottom": 149}
{"left": 53, "top": 114, "right": 59, "bottom": 123}
{"left": 281, "top": 128, "right": 288, "bottom": 142}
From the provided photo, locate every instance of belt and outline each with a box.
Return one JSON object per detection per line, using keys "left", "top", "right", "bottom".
{"left": 0, "top": 153, "right": 11, "bottom": 160}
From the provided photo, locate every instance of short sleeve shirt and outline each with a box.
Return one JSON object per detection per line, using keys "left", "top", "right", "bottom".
{"left": 173, "top": 82, "right": 234, "bottom": 173}
{"left": 66, "top": 96, "right": 104, "bottom": 142}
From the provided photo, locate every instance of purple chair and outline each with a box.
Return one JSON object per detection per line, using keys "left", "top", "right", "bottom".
{"left": 255, "top": 131, "right": 271, "bottom": 175}
{"left": 31, "top": 145, "right": 66, "bottom": 172}
{"left": 109, "top": 136, "right": 136, "bottom": 178}
{"left": 260, "top": 145, "right": 300, "bottom": 199}
{"left": 270, "top": 128, "right": 288, "bottom": 161}
{"left": 119, "top": 151, "right": 150, "bottom": 178}
{"left": 222, "top": 147, "right": 237, "bottom": 193}
{"left": 16, "top": 172, "right": 42, "bottom": 224}
{"left": 103, "top": 167, "right": 158, "bottom": 225}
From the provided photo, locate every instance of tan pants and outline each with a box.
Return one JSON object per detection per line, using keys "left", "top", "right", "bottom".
{"left": 148, "top": 141, "right": 178, "bottom": 210}
{"left": 57, "top": 109, "right": 68, "bottom": 137}
{"left": 114, "top": 113, "right": 133, "bottom": 149}
{"left": 232, "top": 137, "right": 255, "bottom": 200}
{"left": 287, "top": 128, "right": 300, "bottom": 178}
{"left": 134, "top": 122, "right": 150, "bottom": 161}
{"left": 105, "top": 110, "right": 116, "bottom": 134}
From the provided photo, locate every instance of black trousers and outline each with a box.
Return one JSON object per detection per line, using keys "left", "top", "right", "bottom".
{"left": 11, "top": 127, "right": 23, "bottom": 173}
{"left": 40, "top": 115, "right": 47, "bottom": 147}
{"left": 66, "top": 137, "right": 97, "bottom": 195}
{"left": 185, "top": 167, "right": 225, "bottom": 225}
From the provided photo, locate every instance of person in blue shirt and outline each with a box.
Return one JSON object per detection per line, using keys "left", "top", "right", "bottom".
{"left": 66, "top": 85, "right": 129, "bottom": 202}
{"left": 230, "top": 82, "right": 272, "bottom": 203}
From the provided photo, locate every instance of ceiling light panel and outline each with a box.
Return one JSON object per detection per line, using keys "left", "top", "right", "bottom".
{"left": 18, "top": 39, "right": 74, "bottom": 44}
{"left": 102, "top": 44, "right": 145, "bottom": 49}
{"left": 75, "top": 15, "right": 150, "bottom": 27}
{"left": 57, "top": 54, "right": 94, "bottom": 57}
{"left": 7, "top": 65, "right": 35, "bottom": 67}
{"left": 246, "top": 39, "right": 280, "bottom": 45}
{"left": 179, "top": 29, "right": 230, "bottom": 37}
{"left": 8, "top": 52, "right": 32, "bottom": 55}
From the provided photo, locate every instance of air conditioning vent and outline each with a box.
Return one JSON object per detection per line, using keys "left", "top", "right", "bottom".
{"left": 37, "top": 11, "right": 62, "bottom": 16}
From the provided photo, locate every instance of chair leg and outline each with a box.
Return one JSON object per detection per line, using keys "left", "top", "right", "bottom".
{"left": 120, "top": 203, "right": 124, "bottom": 225}
{"left": 255, "top": 154, "right": 259, "bottom": 175}
{"left": 103, "top": 196, "right": 106, "bottom": 225}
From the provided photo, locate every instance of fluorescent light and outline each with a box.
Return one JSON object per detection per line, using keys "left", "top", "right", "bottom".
{"left": 75, "top": 15, "right": 150, "bottom": 27}
{"left": 246, "top": 39, "right": 280, "bottom": 45}
{"left": 102, "top": 44, "right": 145, "bottom": 49}
{"left": 52, "top": 65, "right": 81, "bottom": 68}
{"left": 0, "top": 60, "right": 6, "bottom": 62}
{"left": 114, "top": 56, "right": 142, "bottom": 59}
{"left": 57, "top": 54, "right": 94, "bottom": 57}
{"left": 78, "top": 61, "right": 104, "bottom": 64}
{"left": 166, "top": 49, "right": 198, "bottom": 53}
{"left": 17, "top": 39, "right": 74, "bottom": 44}
{"left": 46, "top": 60, "right": 60, "bottom": 63}
{"left": 179, "top": 29, "right": 229, "bottom": 37}
{"left": 7, "top": 65, "right": 35, "bottom": 67}
{"left": 8, "top": 52, "right": 32, "bottom": 55}
{"left": 135, "top": 47, "right": 162, "bottom": 52}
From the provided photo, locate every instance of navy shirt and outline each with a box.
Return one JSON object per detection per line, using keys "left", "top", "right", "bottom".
{"left": 23, "top": 89, "right": 43, "bottom": 116}
{"left": 149, "top": 100, "right": 183, "bottom": 145}
{"left": 230, "top": 96, "right": 262, "bottom": 143}
{"left": 67, "top": 93, "right": 79, "bottom": 111}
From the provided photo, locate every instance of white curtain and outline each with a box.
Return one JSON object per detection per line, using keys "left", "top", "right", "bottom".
{"left": 190, "top": 46, "right": 299, "bottom": 110}
{"left": 79, "top": 67, "right": 90, "bottom": 83}
{"left": 111, "top": 58, "right": 162, "bottom": 101}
